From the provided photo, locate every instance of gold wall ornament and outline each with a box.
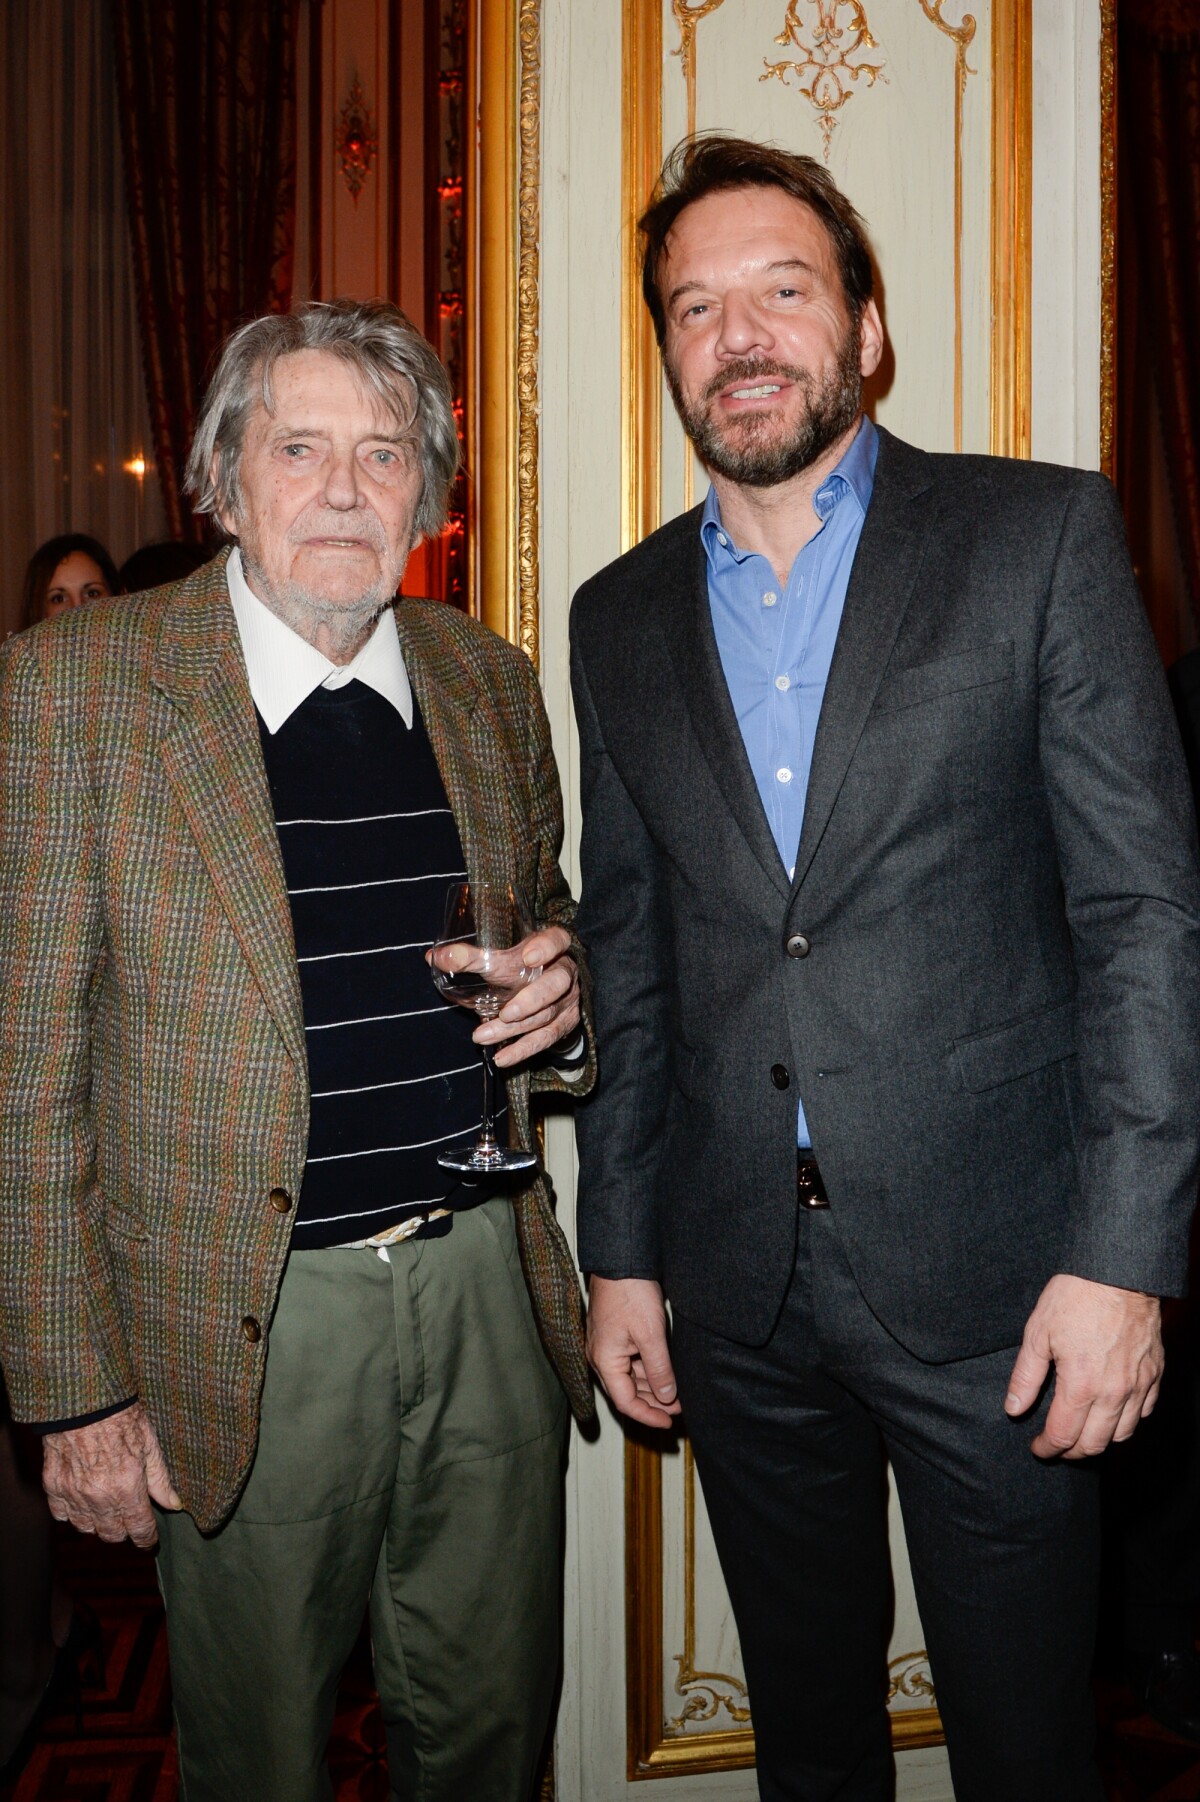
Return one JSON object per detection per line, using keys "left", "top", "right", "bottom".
{"left": 335, "top": 76, "right": 377, "bottom": 205}
{"left": 760, "top": 0, "right": 888, "bottom": 160}
{"left": 1099, "top": 0, "right": 1117, "bottom": 482}
{"left": 672, "top": 0, "right": 729, "bottom": 138}
{"left": 989, "top": 0, "right": 1032, "bottom": 458}
{"left": 913, "top": 0, "right": 977, "bottom": 453}
{"left": 888, "top": 1651, "right": 936, "bottom": 1705}
{"left": 668, "top": 1442, "right": 752, "bottom": 1731}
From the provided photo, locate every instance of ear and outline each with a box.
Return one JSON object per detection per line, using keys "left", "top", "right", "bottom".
{"left": 210, "top": 453, "right": 238, "bottom": 538}
{"left": 858, "top": 299, "right": 884, "bottom": 380}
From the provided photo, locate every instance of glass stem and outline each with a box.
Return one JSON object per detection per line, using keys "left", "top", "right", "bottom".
{"left": 478, "top": 1044, "right": 500, "bottom": 1158}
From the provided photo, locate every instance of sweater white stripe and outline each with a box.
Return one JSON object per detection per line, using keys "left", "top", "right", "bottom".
{"left": 306, "top": 1121, "right": 483, "bottom": 1161}
{"left": 311, "top": 1061, "right": 478, "bottom": 1099}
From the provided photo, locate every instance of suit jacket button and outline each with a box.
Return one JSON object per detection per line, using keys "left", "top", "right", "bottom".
{"left": 785, "top": 933, "right": 811, "bottom": 959}
{"left": 771, "top": 1064, "right": 790, "bottom": 1089}
{"left": 268, "top": 1187, "right": 292, "bottom": 1213}
{"left": 241, "top": 1316, "right": 262, "bottom": 1344}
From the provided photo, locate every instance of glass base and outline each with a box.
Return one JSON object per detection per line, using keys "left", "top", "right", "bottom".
{"left": 438, "top": 1145, "right": 539, "bottom": 1175}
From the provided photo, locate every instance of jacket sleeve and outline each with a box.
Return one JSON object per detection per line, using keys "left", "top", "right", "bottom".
{"left": 570, "top": 621, "right": 672, "bottom": 1280}
{"left": 1037, "top": 474, "right": 1200, "bottom": 1296}
{"left": 507, "top": 639, "right": 597, "bottom": 1102}
{"left": 0, "top": 634, "right": 135, "bottom": 1421}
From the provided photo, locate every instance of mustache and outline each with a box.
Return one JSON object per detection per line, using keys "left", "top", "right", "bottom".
{"left": 700, "top": 361, "right": 811, "bottom": 404}
{"left": 288, "top": 511, "right": 388, "bottom": 549}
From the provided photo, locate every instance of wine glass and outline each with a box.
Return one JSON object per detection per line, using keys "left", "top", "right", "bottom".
{"left": 429, "top": 881, "right": 542, "bottom": 1174}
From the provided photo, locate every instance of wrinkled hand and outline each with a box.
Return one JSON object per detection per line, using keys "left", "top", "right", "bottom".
{"left": 587, "top": 1276, "right": 682, "bottom": 1429}
{"left": 1005, "top": 1273, "right": 1163, "bottom": 1459}
{"left": 428, "top": 924, "right": 581, "bottom": 1069}
{"left": 43, "top": 1402, "right": 182, "bottom": 1548}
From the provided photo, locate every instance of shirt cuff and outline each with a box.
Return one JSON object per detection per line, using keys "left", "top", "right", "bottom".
{"left": 553, "top": 1031, "right": 589, "bottom": 1079}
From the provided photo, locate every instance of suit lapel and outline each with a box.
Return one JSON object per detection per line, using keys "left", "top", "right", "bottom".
{"left": 792, "top": 431, "right": 936, "bottom": 892}
{"left": 663, "top": 520, "right": 792, "bottom": 900}
{"left": 152, "top": 555, "right": 306, "bottom": 1065}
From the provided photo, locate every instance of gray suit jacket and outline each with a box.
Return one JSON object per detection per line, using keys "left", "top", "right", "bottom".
{"left": 570, "top": 427, "right": 1200, "bottom": 1361}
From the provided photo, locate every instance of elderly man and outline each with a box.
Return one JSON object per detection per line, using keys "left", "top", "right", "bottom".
{"left": 0, "top": 300, "right": 593, "bottom": 1802}
{"left": 570, "top": 137, "right": 1200, "bottom": 1800}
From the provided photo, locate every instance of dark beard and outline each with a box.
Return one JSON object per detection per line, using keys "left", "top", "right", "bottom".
{"left": 665, "top": 322, "right": 863, "bottom": 488}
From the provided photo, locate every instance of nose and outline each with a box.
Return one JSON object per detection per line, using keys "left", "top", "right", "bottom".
{"left": 716, "top": 291, "right": 774, "bottom": 361}
{"left": 321, "top": 447, "right": 364, "bottom": 510}
{"left": 64, "top": 593, "right": 88, "bottom": 610}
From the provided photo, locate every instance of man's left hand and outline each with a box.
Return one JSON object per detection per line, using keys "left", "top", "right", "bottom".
{"left": 1005, "top": 1273, "right": 1163, "bottom": 1459}
{"left": 429, "top": 925, "right": 581, "bottom": 1068}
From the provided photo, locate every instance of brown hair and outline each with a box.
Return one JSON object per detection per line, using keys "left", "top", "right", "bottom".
{"left": 20, "top": 533, "right": 122, "bottom": 630}
{"left": 640, "top": 134, "right": 875, "bottom": 346}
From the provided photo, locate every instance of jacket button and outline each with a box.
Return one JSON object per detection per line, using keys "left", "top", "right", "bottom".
{"left": 785, "top": 933, "right": 811, "bottom": 959}
{"left": 770, "top": 1064, "right": 790, "bottom": 1090}
{"left": 268, "top": 1187, "right": 292, "bottom": 1213}
{"left": 241, "top": 1316, "right": 262, "bottom": 1344}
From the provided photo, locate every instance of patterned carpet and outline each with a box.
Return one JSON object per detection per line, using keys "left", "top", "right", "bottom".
{"left": 1, "top": 1530, "right": 1196, "bottom": 1801}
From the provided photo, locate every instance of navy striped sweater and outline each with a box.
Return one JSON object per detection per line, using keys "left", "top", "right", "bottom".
{"left": 257, "top": 681, "right": 495, "bottom": 1247}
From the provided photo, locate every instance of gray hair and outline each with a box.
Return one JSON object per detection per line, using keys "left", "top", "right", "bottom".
{"left": 184, "top": 299, "right": 461, "bottom": 541}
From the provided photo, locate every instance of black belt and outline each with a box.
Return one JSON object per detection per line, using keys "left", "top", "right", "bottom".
{"left": 797, "top": 1151, "right": 829, "bottom": 1209}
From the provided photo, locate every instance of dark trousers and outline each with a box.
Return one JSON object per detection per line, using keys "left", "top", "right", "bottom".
{"left": 670, "top": 1206, "right": 1103, "bottom": 1802}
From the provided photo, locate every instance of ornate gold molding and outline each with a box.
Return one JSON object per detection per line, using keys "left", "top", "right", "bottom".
{"left": 672, "top": 1, "right": 729, "bottom": 139}
{"left": 990, "top": 0, "right": 1032, "bottom": 457}
{"left": 516, "top": 0, "right": 541, "bottom": 665}
{"left": 622, "top": 0, "right": 663, "bottom": 554}
{"left": 1099, "top": 0, "right": 1117, "bottom": 482}
{"left": 761, "top": 1, "right": 887, "bottom": 160}
{"left": 915, "top": 1, "right": 977, "bottom": 453}
{"left": 473, "top": 0, "right": 540, "bottom": 664}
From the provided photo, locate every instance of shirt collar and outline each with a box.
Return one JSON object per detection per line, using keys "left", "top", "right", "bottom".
{"left": 225, "top": 546, "right": 413, "bottom": 735}
{"left": 701, "top": 414, "right": 879, "bottom": 568}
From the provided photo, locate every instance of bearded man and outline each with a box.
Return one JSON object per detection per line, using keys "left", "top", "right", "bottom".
{"left": 570, "top": 136, "right": 1200, "bottom": 1801}
{"left": 0, "top": 300, "right": 594, "bottom": 1802}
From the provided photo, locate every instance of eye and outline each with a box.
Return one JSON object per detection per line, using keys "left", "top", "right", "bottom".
{"left": 83, "top": 585, "right": 109, "bottom": 599}
{"left": 370, "top": 448, "right": 398, "bottom": 465}
{"left": 681, "top": 301, "right": 710, "bottom": 320}
{"left": 281, "top": 442, "right": 309, "bottom": 458}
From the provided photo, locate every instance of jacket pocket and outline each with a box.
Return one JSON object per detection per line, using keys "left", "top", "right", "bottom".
{"left": 875, "top": 640, "right": 1014, "bottom": 714}
{"left": 954, "top": 998, "right": 1076, "bottom": 1093}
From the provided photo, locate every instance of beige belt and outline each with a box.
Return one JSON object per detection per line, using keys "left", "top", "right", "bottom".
{"left": 335, "top": 1207, "right": 453, "bottom": 1257}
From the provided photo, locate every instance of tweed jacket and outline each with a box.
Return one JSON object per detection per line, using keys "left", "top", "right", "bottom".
{"left": 0, "top": 551, "right": 595, "bottom": 1529}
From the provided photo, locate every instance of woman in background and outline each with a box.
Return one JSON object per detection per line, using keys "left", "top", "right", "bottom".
{"left": 19, "top": 532, "right": 120, "bottom": 628}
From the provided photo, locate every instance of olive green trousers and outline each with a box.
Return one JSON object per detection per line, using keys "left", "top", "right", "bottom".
{"left": 156, "top": 1198, "right": 567, "bottom": 1802}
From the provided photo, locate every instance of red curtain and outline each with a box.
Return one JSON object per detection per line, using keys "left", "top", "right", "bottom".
{"left": 109, "top": 1, "right": 302, "bottom": 540}
{"left": 1118, "top": 0, "right": 1200, "bottom": 646}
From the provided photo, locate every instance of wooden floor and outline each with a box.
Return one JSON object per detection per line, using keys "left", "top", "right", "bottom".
{"left": 2, "top": 1530, "right": 1197, "bottom": 1801}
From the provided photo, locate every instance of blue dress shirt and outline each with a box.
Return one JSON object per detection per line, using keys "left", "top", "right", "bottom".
{"left": 702, "top": 415, "right": 878, "bottom": 1146}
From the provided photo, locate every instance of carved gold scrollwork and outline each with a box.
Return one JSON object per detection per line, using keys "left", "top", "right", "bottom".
{"left": 516, "top": 0, "right": 541, "bottom": 667}
{"left": 760, "top": 0, "right": 887, "bottom": 159}
{"left": 672, "top": 0, "right": 728, "bottom": 137}
{"left": 887, "top": 1650, "right": 937, "bottom": 1706}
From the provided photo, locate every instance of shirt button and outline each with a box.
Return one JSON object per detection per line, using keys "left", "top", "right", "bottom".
{"left": 776, "top": 767, "right": 793, "bottom": 784}
{"left": 718, "top": 533, "right": 728, "bottom": 547}
{"left": 763, "top": 591, "right": 777, "bottom": 607}
{"left": 775, "top": 675, "right": 791, "bottom": 691}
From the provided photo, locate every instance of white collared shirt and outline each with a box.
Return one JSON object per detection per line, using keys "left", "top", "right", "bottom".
{"left": 225, "top": 546, "right": 412, "bottom": 734}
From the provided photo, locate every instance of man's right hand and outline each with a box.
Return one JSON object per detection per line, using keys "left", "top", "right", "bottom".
{"left": 42, "top": 1402, "right": 182, "bottom": 1548}
{"left": 587, "top": 1276, "right": 682, "bottom": 1428}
